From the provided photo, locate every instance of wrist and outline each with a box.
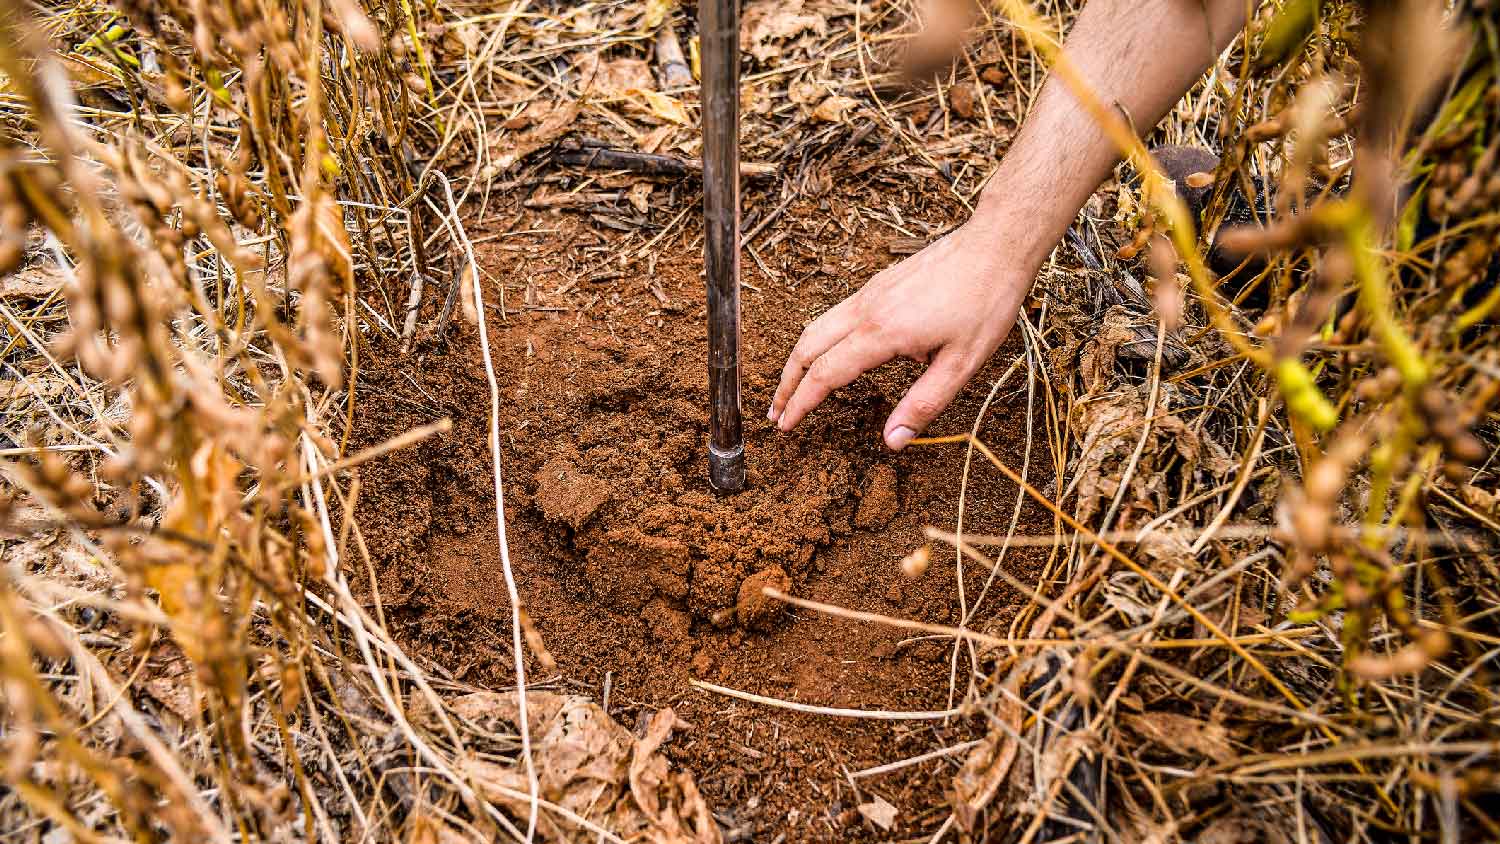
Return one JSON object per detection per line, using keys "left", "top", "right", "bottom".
{"left": 962, "top": 187, "right": 1054, "bottom": 279}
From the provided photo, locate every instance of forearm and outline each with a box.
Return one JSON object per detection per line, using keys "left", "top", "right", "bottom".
{"left": 974, "top": 0, "right": 1248, "bottom": 269}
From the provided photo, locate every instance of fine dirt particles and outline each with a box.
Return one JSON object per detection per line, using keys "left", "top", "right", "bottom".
{"left": 352, "top": 180, "right": 1054, "bottom": 840}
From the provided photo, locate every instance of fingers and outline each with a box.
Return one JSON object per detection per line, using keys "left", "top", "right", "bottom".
{"left": 769, "top": 300, "right": 855, "bottom": 424}
{"left": 883, "top": 349, "right": 977, "bottom": 451}
{"left": 776, "top": 330, "right": 894, "bottom": 432}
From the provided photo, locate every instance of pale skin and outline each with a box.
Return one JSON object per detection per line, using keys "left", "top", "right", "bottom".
{"left": 769, "top": 0, "right": 1249, "bottom": 450}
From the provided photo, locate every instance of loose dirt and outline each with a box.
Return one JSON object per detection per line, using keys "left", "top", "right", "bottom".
{"left": 352, "top": 182, "right": 1053, "bottom": 840}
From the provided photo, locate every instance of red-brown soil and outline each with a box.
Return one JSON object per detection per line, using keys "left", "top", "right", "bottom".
{"left": 351, "top": 180, "right": 1053, "bottom": 840}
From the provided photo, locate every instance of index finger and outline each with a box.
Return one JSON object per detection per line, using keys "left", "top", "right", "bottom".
{"left": 769, "top": 299, "right": 855, "bottom": 423}
{"left": 776, "top": 329, "right": 894, "bottom": 431}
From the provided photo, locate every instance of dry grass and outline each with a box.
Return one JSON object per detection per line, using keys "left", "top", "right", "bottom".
{"left": 1, "top": 0, "right": 1497, "bottom": 842}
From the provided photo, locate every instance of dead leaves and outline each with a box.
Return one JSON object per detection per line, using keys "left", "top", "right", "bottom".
{"left": 948, "top": 83, "right": 977, "bottom": 119}
{"left": 454, "top": 692, "right": 719, "bottom": 843}
{"left": 1121, "top": 711, "right": 1234, "bottom": 762}
{"left": 856, "top": 795, "right": 898, "bottom": 830}
{"left": 642, "top": 0, "right": 678, "bottom": 31}
{"left": 577, "top": 52, "right": 692, "bottom": 125}
{"left": 0, "top": 263, "right": 64, "bottom": 300}
{"left": 579, "top": 52, "right": 656, "bottom": 96}
{"left": 1063, "top": 314, "right": 1234, "bottom": 528}
{"left": 741, "top": 0, "right": 828, "bottom": 62}
{"left": 811, "top": 94, "right": 860, "bottom": 123}
{"left": 485, "top": 101, "right": 582, "bottom": 178}
{"left": 1068, "top": 392, "right": 1233, "bottom": 526}
{"left": 1197, "top": 812, "right": 1299, "bottom": 844}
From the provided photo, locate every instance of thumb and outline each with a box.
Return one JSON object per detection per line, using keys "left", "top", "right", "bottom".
{"left": 883, "top": 349, "right": 975, "bottom": 450}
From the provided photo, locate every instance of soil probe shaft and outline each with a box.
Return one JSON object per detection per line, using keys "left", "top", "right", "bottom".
{"left": 701, "top": 0, "right": 745, "bottom": 492}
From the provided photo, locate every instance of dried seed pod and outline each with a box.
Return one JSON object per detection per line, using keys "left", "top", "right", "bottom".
{"left": 1426, "top": 185, "right": 1450, "bottom": 219}
{"left": 279, "top": 662, "right": 303, "bottom": 716}
{"left": 900, "top": 545, "right": 931, "bottom": 579}
{"left": 1448, "top": 432, "right": 1486, "bottom": 465}
{"left": 1245, "top": 117, "right": 1285, "bottom": 142}
{"left": 518, "top": 606, "right": 557, "bottom": 671}
{"left": 1347, "top": 630, "right": 1450, "bottom": 680}
{"left": 0, "top": 236, "right": 23, "bottom": 275}
{"left": 1115, "top": 223, "right": 1152, "bottom": 260}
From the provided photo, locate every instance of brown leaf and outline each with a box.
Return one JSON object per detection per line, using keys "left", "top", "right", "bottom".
{"left": 485, "top": 101, "right": 582, "bottom": 176}
{"left": 628, "top": 183, "right": 653, "bottom": 214}
{"left": 1122, "top": 711, "right": 1233, "bottom": 761}
{"left": 857, "top": 796, "right": 898, "bottom": 830}
{"left": 1036, "top": 729, "right": 1096, "bottom": 795}
{"left": 142, "top": 641, "right": 197, "bottom": 722}
{"left": 578, "top": 53, "right": 657, "bottom": 97}
{"left": 459, "top": 693, "right": 718, "bottom": 842}
{"left": 643, "top": 0, "right": 678, "bottom": 30}
{"left": 811, "top": 95, "right": 859, "bottom": 123}
{"left": 629, "top": 708, "right": 682, "bottom": 817}
{"left": 787, "top": 80, "right": 824, "bottom": 105}
{"left": 1, "top": 264, "right": 65, "bottom": 300}
{"left": 638, "top": 89, "right": 691, "bottom": 124}
{"left": 576, "top": 52, "right": 690, "bottom": 124}
{"left": 1198, "top": 813, "right": 1296, "bottom": 844}
{"left": 637, "top": 124, "right": 677, "bottom": 153}
{"left": 948, "top": 83, "right": 976, "bottom": 119}
{"left": 741, "top": 0, "right": 827, "bottom": 62}
{"left": 1460, "top": 483, "right": 1499, "bottom": 515}
{"left": 0, "top": 379, "right": 68, "bottom": 400}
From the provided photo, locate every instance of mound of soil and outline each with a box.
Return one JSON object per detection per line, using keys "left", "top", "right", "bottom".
{"left": 352, "top": 188, "right": 1052, "bottom": 840}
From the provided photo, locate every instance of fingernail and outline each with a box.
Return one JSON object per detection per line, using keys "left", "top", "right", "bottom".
{"left": 767, "top": 406, "right": 779, "bottom": 422}
{"left": 886, "top": 425, "right": 916, "bottom": 451}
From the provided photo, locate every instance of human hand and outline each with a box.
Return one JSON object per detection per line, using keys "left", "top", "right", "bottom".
{"left": 767, "top": 207, "right": 1034, "bottom": 450}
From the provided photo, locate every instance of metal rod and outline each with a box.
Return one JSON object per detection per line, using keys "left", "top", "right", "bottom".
{"left": 701, "top": 0, "right": 745, "bottom": 493}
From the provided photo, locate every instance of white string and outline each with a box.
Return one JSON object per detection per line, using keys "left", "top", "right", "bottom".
{"left": 430, "top": 169, "right": 540, "bottom": 841}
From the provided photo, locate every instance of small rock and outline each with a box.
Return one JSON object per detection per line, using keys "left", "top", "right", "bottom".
{"left": 736, "top": 565, "right": 790, "bottom": 630}
{"left": 855, "top": 464, "right": 899, "bottom": 529}
{"left": 981, "top": 65, "right": 1006, "bottom": 85}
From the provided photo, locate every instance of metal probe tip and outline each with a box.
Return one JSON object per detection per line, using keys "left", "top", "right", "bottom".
{"left": 708, "top": 443, "right": 746, "bottom": 493}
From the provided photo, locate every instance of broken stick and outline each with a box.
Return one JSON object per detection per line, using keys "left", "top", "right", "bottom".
{"left": 555, "top": 140, "right": 776, "bottom": 180}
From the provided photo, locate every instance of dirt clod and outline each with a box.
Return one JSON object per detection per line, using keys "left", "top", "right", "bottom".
{"left": 855, "top": 463, "right": 899, "bottom": 529}
{"left": 949, "top": 83, "right": 977, "bottom": 119}
{"left": 354, "top": 193, "right": 1051, "bottom": 841}
{"left": 736, "top": 565, "right": 791, "bottom": 630}
{"left": 585, "top": 528, "right": 691, "bottom": 611}
{"left": 534, "top": 457, "right": 610, "bottom": 529}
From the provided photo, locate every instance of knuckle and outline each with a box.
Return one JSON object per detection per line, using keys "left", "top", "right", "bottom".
{"left": 943, "top": 351, "right": 976, "bottom": 375}
{"left": 789, "top": 341, "right": 815, "bottom": 368}
{"left": 807, "top": 357, "right": 838, "bottom": 387}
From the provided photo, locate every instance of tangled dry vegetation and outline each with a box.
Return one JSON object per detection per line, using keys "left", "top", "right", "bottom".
{"left": 0, "top": 0, "right": 1497, "bottom": 841}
